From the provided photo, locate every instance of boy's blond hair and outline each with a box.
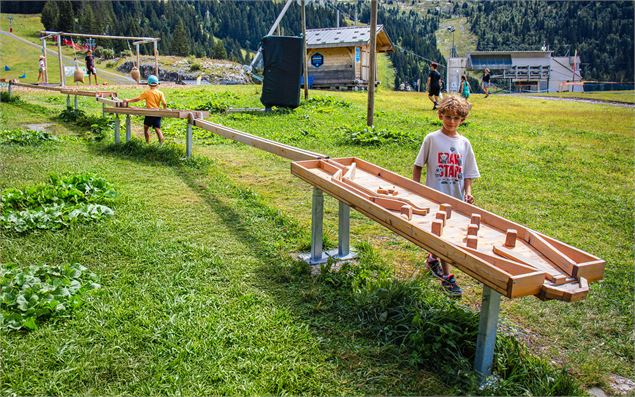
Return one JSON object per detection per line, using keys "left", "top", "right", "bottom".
{"left": 438, "top": 94, "right": 471, "bottom": 118}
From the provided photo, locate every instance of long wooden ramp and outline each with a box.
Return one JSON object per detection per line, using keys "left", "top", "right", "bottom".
{"left": 292, "top": 157, "right": 604, "bottom": 302}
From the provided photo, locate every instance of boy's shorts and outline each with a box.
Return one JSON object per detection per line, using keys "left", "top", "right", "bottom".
{"left": 428, "top": 86, "right": 440, "bottom": 96}
{"left": 144, "top": 116, "right": 162, "bottom": 129}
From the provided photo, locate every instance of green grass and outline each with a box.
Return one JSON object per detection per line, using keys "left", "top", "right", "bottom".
{"left": 0, "top": 85, "right": 633, "bottom": 395}
{"left": 532, "top": 90, "right": 635, "bottom": 104}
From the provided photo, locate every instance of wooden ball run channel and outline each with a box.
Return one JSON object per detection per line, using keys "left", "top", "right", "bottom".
{"left": 291, "top": 157, "right": 603, "bottom": 302}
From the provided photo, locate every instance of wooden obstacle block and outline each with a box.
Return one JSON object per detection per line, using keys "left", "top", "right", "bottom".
{"left": 343, "top": 162, "right": 356, "bottom": 180}
{"left": 466, "top": 235, "right": 478, "bottom": 249}
{"left": 440, "top": 203, "right": 452, "bottom": 219}
{"left": 431, "top": 220, "right": 443, "bottom": 236}
{"left": 467, "top": 223, "right": 479, "bottom": 236}
{"left": 400, "top": 205, "right": 413, "bottom": 221}
{"left": 435, "top": 211, "right": 447, "bottom": 226}
{"left": 470, "top": 213, "right": 481, "bottom": 228}
{"left": 331, "top": 169, "right": 342, "bottom": 181}
{"left": 505, "top": 229, "right": 518, "bottom": 248}
{"left": 377, "top": 186, "right": 389, "bottom": 195}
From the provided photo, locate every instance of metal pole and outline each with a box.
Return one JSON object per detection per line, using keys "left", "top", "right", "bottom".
{"left": 7, "top": 82, "right": 12, "bottom": 99}
{"left": 301, "top": 0, "right": 309, "bottom": 100}
{"left": 102, "top": 103, "right": 105, "bottom": 117}
{"left": 74, "top": 95, "right": 78, "bottom": 110}
{"left": 336, "top": 9, "right": 340, "bottom": 28}
{"left": 366, "top": 0, "right": 377, "bottom": 127}
{"left": 186, "top": 121, "right": 193, "bottom": 158}
{"left": 114, "top": 114, "right": 120, "bottom": 144}
{"left": 474, "top": 286, "right": 501, "bottom": 379}
{"left": 57, "top": 35, "right": 64, "bottom": 87}
{"left": 125, "top": 114, "right": 131, "bottom": 142}
{"left": 66, "top": 94, "right": 70, "bottom": 109}
{"left": 310, "top": 187, "right": 327, "bottom": 264}
{"left": 327, "top": 201, "right": 357, "bottom": 261}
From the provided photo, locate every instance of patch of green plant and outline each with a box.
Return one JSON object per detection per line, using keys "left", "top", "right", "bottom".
{"left": 0, "top": 91, "right": 21, "bottom": 103}
{"left": 303, "top": 96, "right": 352, "bottom": 109}
{"left": 338, "top": 124, "right": 417, "bottom": 146}
{"left": 195, "top": 91, "right": 239, "bottom": 113}
{"left": 0, "top": 174, "right": 116, "bottom": 233}
{"left": 190, "top": 62, "right": 202, "bottom": 72}
{"left": 0, "top": 262, "right": 100, "bottom": 331}
{"left": 0, "top": 128, "right": 57, "bottom": 145}
{"left": 57, "top": 108, "right": 112, "bottom": 141}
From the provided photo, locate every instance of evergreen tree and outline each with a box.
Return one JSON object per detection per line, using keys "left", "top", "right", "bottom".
{"left": 171, "top": 18, "right": 190, "bottom": 56}
{"left": 57, "top": 0, "right": 75, "bottom": 32}
{"left": 212, "top": 38, "right": 228, "bottom": 59}
{"left": 40, "top": 1, "right": 59, "bottom": 31}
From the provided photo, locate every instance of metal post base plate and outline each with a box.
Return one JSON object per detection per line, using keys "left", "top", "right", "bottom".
{"left": 325, "top": 249, "right": 358, "bottom": 262}
{"left": 298, "top": 252, "right": 330, "bottom": 265}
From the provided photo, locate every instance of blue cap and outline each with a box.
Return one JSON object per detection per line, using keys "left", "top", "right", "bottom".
{"left": 147, "top": 75, "right": 159, "bottom": 85}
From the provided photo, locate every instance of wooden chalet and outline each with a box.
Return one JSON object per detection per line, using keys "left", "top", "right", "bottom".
{"left": 305, "top": 25, "right": 393, "bottom": 90}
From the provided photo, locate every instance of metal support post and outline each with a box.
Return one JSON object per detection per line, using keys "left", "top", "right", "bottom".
{"left": 66, "top": 95, "right": 70, "bottom": 109}
{"left": 474, "top": 286, "right": 501, "bottom": 379}
{"left": 125, "top": 115, "right": 131, "bottom": 142}
{"left": 102, "top": 103, "right": 105, "bottom": 117}
{"left": 327, "top": 201, "right": 357, "bottom": 261}
{"left": 7, "top": 82, "right": 12, "bottom": 99}
{"left": 74, "top": 95, "right": 78, "bottom": 110}
{"left": 114, "top": 114, "right": 121, "bottom": 144}
{"left": 186, "top": 121, "right": 193, "bottom": 158}
{"left": 300, "top": 187, "right": 329, "bottom": 265}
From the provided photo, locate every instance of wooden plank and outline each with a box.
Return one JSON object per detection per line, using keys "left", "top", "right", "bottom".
{"left": 10, "top": 82, "right": 63, "bottom": 92}
{"left": 572, "top": 260, "right": 605, "bottom": 282}
{"left": 533, "top": 230, "right": 600, "bottom": 263}
{"left": 61, "top": 88, "right": 117, "bottom": 97}
{"left": 194, "top": 120, "right": 325, "bottom": 161}
{"left": 105, "top": 107, "right": 208, "bottom": 119}
{"left": 459, "top": 245, "right": 541, "bottom": 276}
{"left": 527, "top": 231, "right": 576, "bottom": 276}
{"left": 507, "top": 271, "right": 545, "bottom": 298}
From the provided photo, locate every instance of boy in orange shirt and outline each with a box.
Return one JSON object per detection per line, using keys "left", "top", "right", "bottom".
{"left": 123, "top": 75, "right": 168, "bottom": 144}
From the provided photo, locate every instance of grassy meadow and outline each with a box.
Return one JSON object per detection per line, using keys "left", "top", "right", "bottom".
{"left": 1, "top": 84, "right": 633, "bottom": 395}
{"left": 535, "top": 90, "right": 635, "bottom": 104}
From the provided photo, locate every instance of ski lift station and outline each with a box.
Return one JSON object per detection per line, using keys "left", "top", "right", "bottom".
{"left": 447, "top": 50, "right": 583, "bottom": 93}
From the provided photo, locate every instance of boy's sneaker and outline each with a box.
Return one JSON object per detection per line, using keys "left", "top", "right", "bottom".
{"left": 426, "top": 255, "right": 444, "bottom": 279}
{"left": 441, "top": 274, "right": 463, "bottom": 297}
{"left": 432, "top": 101, "right": 438, "bottom": 110}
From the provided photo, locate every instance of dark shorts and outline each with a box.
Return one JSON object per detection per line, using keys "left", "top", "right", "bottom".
{"left": 428, "top": 86, "right": 440, "bottom": 96}
{"left": 144, "top": 116, "right": 162, "bottom": 129}
{"left": 86, "top": 66, "right": 96, "bottom": 75}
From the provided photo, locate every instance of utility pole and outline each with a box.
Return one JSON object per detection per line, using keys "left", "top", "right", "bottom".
{"left": 366, "top": 0, "right": 377, "bottom": 127}
{"left": 571, "top": 49, "right": 577, "bottom": 92}
{"left": 302, "top": 0, "right": 309, "bottom": 100}
{"left": 336, "top": 9, "right": 340, "bottom": 28}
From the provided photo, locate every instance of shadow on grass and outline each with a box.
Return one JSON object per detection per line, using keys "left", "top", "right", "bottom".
{"left": 91, "top": 140, "right": 211, "bottom": 169}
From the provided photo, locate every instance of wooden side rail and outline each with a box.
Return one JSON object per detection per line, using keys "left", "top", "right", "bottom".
{"left": 9, "top": 82, "right": 63, "bottom": 92}
{"left": 193, "top": 119, "right": 326, "bottom": 161}
{"left": 104, "top": 107, "right": 209, "bottom": 119}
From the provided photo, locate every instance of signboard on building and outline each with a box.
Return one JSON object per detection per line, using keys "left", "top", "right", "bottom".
{"left": 311, "top": 53, "right": 324, "bottom": 68}
{"left": 355, "top": 47, "right": 360, "bottom": 63}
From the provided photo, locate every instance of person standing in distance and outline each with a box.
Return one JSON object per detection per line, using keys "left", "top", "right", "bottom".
{"left": 426, "top": 62, "right": 442, "bottom": 110}
{"left": 482, "top": 68, "right": 491, "bottom": 98}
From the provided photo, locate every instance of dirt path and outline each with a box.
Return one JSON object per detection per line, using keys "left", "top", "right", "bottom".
{"left": 0, "top": 30, "right": 134, "bottom": 85}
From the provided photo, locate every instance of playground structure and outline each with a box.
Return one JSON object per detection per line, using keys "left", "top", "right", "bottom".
{"left": 39, "top": 31, "right": 160, "bottom": 86}
{"left": 3, "top": 81, "right": 605, "bottom": 379}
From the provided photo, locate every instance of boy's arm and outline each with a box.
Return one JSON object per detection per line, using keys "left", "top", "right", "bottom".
{"left": 123, "top": 96, "right": 142, "bottom": 104}
{"left": 412, "top": 165, "right": 423, "bottom": 183}
{"left": 464, "top": 178, "right": 474, "bottom": 204}
{"left": 161, "top": 94, "right": 168, "bottom": 109}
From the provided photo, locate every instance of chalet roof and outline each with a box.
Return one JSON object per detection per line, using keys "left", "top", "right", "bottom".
{"left": 306, "top": 25, "right": 393, "bottom": 52}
